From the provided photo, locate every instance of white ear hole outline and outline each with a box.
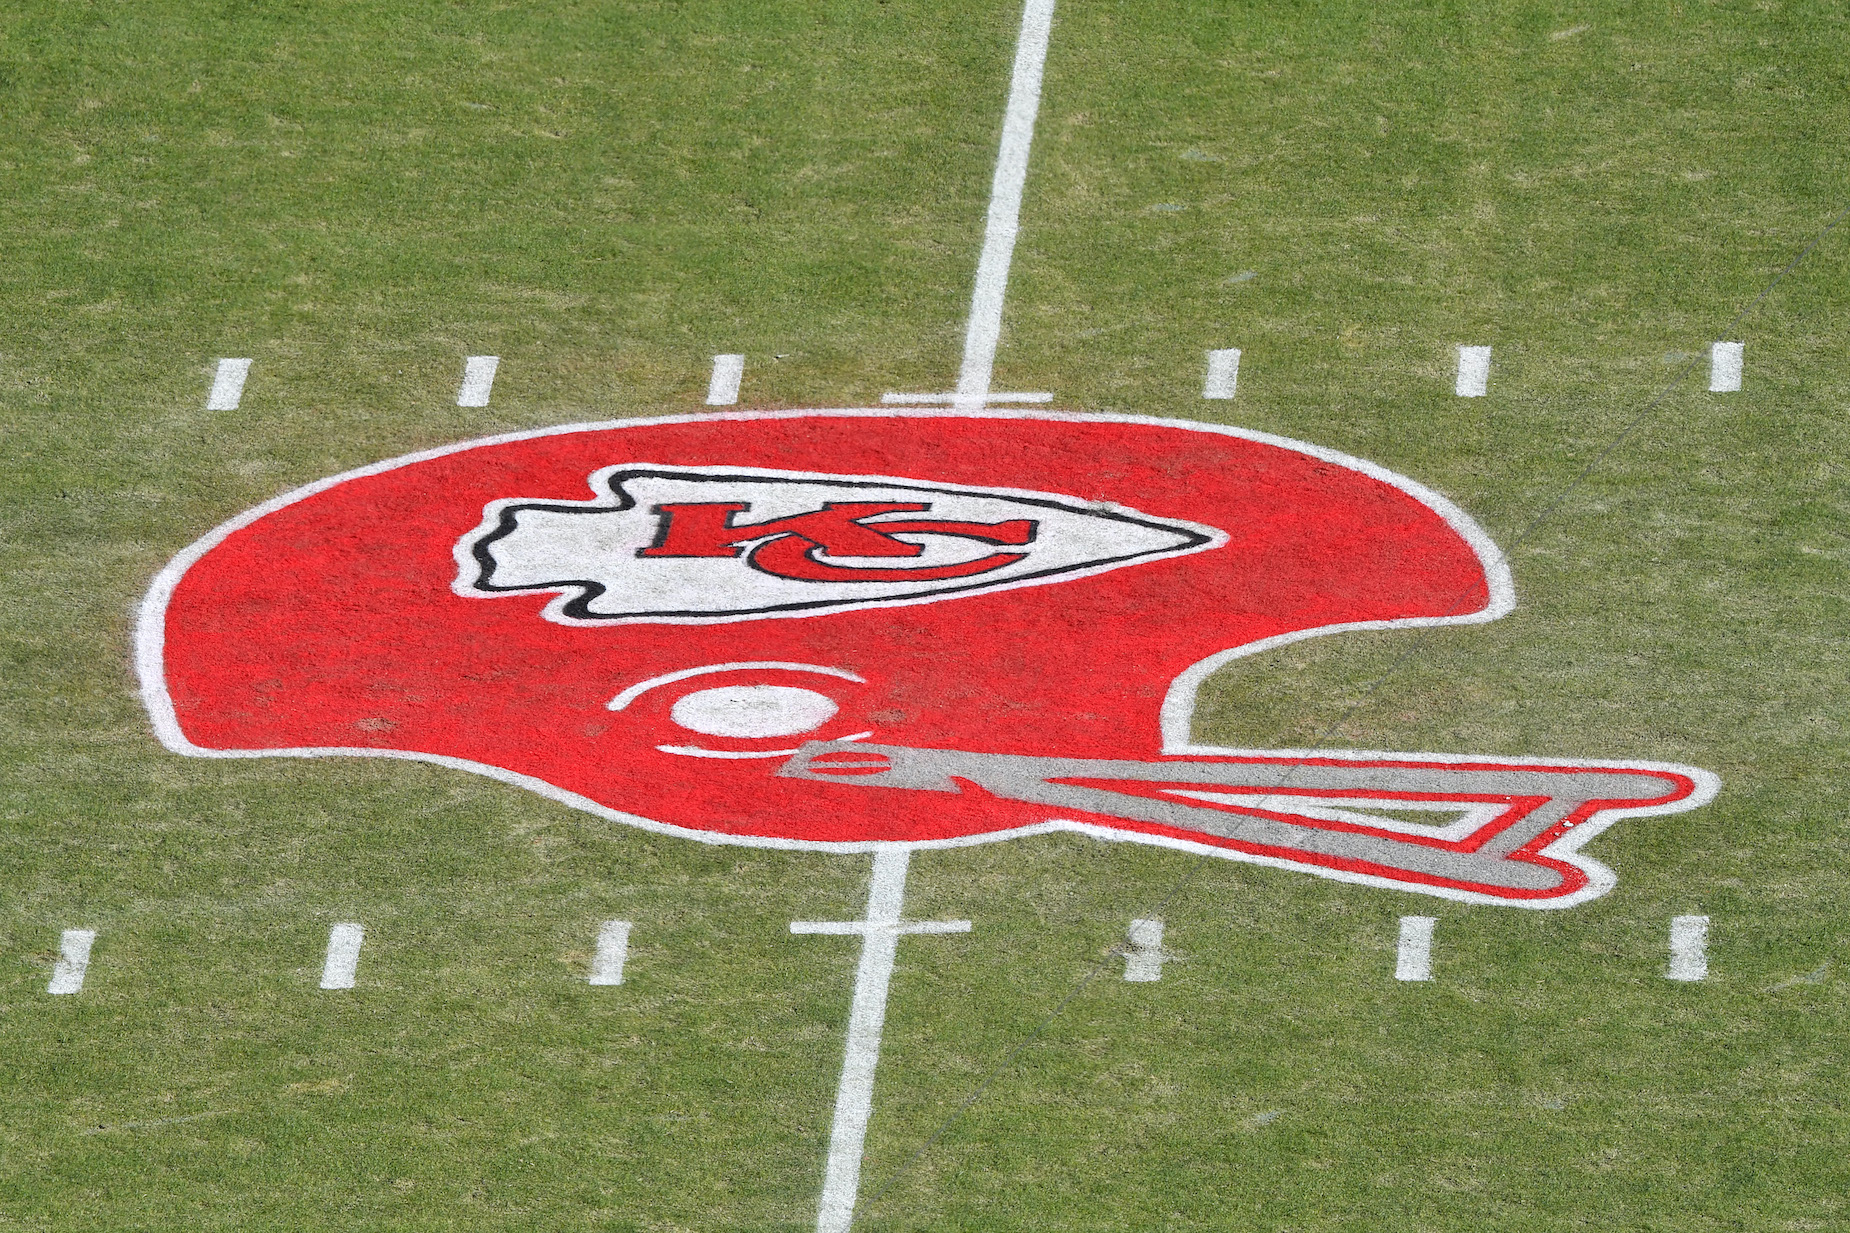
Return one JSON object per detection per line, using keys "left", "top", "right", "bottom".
{"left": 608, "top": 661, "right": 866, "bottom": 711}
{"left": 655, "top": 734, "right": 875, "bottom": 760}
{"left": 610, "top": 661, "right": 872, "bottom": 759}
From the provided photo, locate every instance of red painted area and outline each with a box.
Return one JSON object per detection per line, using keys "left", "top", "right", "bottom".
{"left": 156, "top": 414, "right": 1555, "bottom": 865}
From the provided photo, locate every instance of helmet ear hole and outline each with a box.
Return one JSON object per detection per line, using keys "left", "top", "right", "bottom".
{"left": 668, "top": 685, "right": 840, "bottom": 739}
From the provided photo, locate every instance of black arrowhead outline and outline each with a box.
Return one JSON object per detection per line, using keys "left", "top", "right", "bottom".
{"left": 466, "top": 468, "right": 1217, "bottom": 620}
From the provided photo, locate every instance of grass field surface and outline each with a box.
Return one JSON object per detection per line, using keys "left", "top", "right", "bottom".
{"left": 3, "top": 1, "right": 1849, "bottom": 1229}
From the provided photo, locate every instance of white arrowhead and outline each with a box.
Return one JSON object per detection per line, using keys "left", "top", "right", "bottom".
{"left": 455, "top": 465, "right": 1225, "bottom": 624}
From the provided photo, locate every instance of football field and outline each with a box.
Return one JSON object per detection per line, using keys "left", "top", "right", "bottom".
{"left": 4, "top": 1, "right": 1849, "bottom": 1229}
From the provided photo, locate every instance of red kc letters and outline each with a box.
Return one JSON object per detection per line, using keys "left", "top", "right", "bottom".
{"left": 639, "top": 501, "right": 1038, "bottom": 582}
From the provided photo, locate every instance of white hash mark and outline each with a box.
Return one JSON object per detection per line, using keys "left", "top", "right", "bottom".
{"left": 1396, "top": 915, "right": 1435, "bottom": 981}
{"left": 706, "top": 354, "right": 744, "bottom": 405}
{"left": 320, "top": 922, "right": 364, "bottom": 990}
{"left": 1203, "top": 348, "right": 1241, "bottom": 400}
{"left": 1123, "top": 918, "right": 1167, "bottom": 981}
{"left": 47, "top": 929, "right": 96, "bottom": 995}
{"left": 206, "top": 358, "right": 251, "bottom": 410}
{"left": 457, "top": 355, "right": 499, "bottom": 407}
{"left": 1455, "top": 345, "right": 1491, "bottom": 397}
{"left": 1668, "top": 914, "right": 1709, "bottom": 981}
{"left": 1708, "top": 341, "right": 1743, "bottom": 392}
{"left": 589, "top": 920, "right": 632, "bottom": 986}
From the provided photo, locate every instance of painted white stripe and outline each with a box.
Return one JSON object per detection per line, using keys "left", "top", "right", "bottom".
{"left": 47, "top": 929, "right": 96, "bottom": 995}
{"left": 589, "top": 920, "right": 632, "bottom": 986}
{"left": 1203, "top": 349, "right": 1241, "bottom": 400}
{"left": 206, "top": 358, "right": 251, "bottom": 410}
{"left": 1708, "top": 341, "right": 1743, "bottom": 393}
{"left": 706, "top": 354, "right": 745, "bottom": 406}
{"left": 1395, "top": 915, "right": 1435, "bottom": 981}
{"left": 1667, "top": 914, "right": 1709, "bottom": 981}
{"left": 953, "top": 0, "right": 1056, "bottom": 412}
{"left": 796, "top": 847, "right": 971, "bottom": 1233}
{"left": 320, "top": 922, "right": 364, "bottom": 990}
{"left": 1123, "top": 918, "right": 1166, "bottom": 981}
{"left": 880, "top": 391, "right": 1053, "bottom": 405}
{"left": 1455, "top": 346, "right": 1491, "bottom": 398}
{"left": 457, "top": 355, "right": 499, "bottom": 407}
{"left": 816, "top": 847, "right": 908, "bottom": 1233}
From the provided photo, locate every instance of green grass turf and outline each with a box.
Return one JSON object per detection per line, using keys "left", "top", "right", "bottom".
{"left": 3, "top": 0, "right": 1850, "bottom": 1228}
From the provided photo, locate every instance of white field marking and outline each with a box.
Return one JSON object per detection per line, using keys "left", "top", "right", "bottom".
{"left": 206, "top": 358, "right": 252, "bottom": 410}
{"left": 1455, "top": 346, "right": 1492, "bottom": 397}
{"left": 793, "top": 846, "right": 971, "bottom": 1233}
{"left": 706, "top": 354, "right": 745, "bottom": 406}
{"left": 457, "top": 355, "right": 499, "bottom": 407}
{"left": 1203, "top": 348, "right": 1241, "bottom": 400}
{"left": 879, "top": 391, "right": 1052, "bottom": 405}
{"left": 953, "top": 0, "right": 1056, "bottom": 412}
{"left": 671, "top": 685, "right": 839, "bottom": 739}
{"left": 1667, "top": 914, "right": 1709, "bottom": 982}
{"left": 1395, "top": 915, "right": 1435, "bottom": 981}
{"left": 656, "top": 732, "right": 873, "bottom": 760}
{"left": 1709, "top": 341, "right": 1744, "bottom": 392}
{"left": 1123, "top": 918, "right": 1167, "bottom": 982}
{"left": 608, "top": 662, "right": 866, "bottom": 711}
{"left": 320, "top": 922, "right": 364, "bottom": 990}
{"left": 47, "top": 929, "right": 97, "bottom": 995}
{"left": 589, "top": 920, "right": 632, "bottom": 986}
{"left": 134, "top": 407, "right": 1716, "bottom": 908}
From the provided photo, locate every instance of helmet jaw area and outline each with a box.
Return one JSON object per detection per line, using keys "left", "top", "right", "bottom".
{"left": 139, "top": 410, "right": 1714, "bottom": 906}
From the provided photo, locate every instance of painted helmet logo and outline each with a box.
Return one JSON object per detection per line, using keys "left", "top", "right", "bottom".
{"left": 455, "top": 466, "right": 1223, "bottom": 623}
{"left": 140, "top": 412, "right": 1718, "bottom": 909}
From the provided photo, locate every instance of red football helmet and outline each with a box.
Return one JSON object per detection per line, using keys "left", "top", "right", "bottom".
{"left": 137, "top": 410, "right": 1716, "bottom": 907}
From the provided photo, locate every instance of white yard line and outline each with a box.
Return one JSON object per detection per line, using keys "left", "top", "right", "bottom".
{"left": 1123, "top": 918, "right": 1167, "bottom": 981}
{"left": 589, "top": 920, "right": 632, "bottom": 986}
{"left": 1455, "top": 346, "right": 1491, "bottom": 398}
{"left": 206, "top": 358, "right": 252, "bottom": 410}
{"left": 47, "top": 929, "right": 96, "bottom": 995}
{"left": 320, "top": 922, "right": 364, "bottom": 990}
{"left": 1708, "top": 341, "right": 1743, "bottom": 392}
{"left": 1203, "top": 348, "right": 1241, "bottom": 400}
{"left": 793, "top": 847, "right": 970, "bottom": 1233}
{"left": 780, "top": 16, "right": 1065, "bottom": 1184}
{"left": 706, "top": 354, "right": 745, "bottom": 406}
{"left": 808, "top": 847, "right": 909, "bottom": 1233}
{"left": 1667, "top": 914, "right": 1709, "bottom": 981}
{"left": 457, "top": 355, "right": 500, "bottom": 407}
{"left": 953, "top": 0, "right": 1057, "bottom": 412}
{"left": 1395, "top": 916, "right": 1435, "bottom": 981}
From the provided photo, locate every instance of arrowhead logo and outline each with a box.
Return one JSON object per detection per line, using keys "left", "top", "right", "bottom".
{"left": 454, "top": 465, "right": 1226, "bottom": 623}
